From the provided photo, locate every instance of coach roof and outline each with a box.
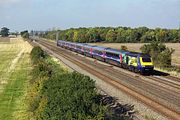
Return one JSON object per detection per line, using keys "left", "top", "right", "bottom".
{"left": 105, "top": 48, "right": 128, "bottom": 54}
{"left": 93, "top": 46, "right": 107, "bottom": 51}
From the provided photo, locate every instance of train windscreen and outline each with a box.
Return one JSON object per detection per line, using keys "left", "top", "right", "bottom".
{"left": 142, "top": 57, "right": 151, "bottom": 62}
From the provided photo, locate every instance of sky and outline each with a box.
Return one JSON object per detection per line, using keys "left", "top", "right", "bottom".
{"left": 0, "top": 0, "right": 180, "bottom": 32}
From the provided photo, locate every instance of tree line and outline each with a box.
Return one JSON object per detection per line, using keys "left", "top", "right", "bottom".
{"left": 40, "top": 27, "right": 180, "bottom": 43}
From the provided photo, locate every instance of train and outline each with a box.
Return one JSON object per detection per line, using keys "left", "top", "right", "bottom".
{"left": 57, "top": 40, "right": 154, "bottom": 74}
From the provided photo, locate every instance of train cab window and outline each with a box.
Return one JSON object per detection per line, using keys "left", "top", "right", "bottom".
{"left": 142, "top": 57, "right": 151, "bottom": 62}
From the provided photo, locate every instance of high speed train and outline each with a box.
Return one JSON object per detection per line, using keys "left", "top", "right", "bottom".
{"left": 57, "top": 40, "right": 154, "bottom": 74}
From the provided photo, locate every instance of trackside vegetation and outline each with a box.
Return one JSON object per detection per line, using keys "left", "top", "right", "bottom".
{"left": 28, "top": 46, "right": 133, "bottom": 120}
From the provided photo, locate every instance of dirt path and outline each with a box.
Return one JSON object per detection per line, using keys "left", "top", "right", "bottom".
{"left": 8, "top": 50, "right": 24, "bottom": 73}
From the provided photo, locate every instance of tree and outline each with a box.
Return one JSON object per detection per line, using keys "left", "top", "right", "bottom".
{"left": 76, "top": 29, "right": 87, "bottom": 43}
{"left": 106, "top": 29, "right": 117, "bottom": 42}
{"left": 85, "top": 28, "right": 101, "bottom": 42}
{"left": 140, "top": 42, "right": 175, "bottom": 67}
{"left": 1, "top": 27, "right": 9, "bottom": 37}
{"left": 116, "top": 28, "right": 125, "bottom": 43}
{"left": 140, "top": 31, "right": 156, "bottom": 42}
{"left": 20, "top": 30, "right": 29, "bottom": 38}
{"left": 155, "top": 29, "right": 169, "bottom": 42}
{"left": 66, "top": 30, "right": 74, "bottom": 41}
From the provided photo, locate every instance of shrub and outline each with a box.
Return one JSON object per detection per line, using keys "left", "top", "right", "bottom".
{"left": 41, "top": 72, "right": 107, "bottom": 120}
{"left": 140, "top": 42, "right": 174, "bottom": 67}
{"left": 30, "top": 46, "right": 47, "bottom": 64}
{"left": 121, "top": 45, "right": 128, "bottom": 50}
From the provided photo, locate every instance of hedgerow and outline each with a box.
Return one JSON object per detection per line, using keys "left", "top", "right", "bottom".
{"left": 28, "top": 46, "right": 107, "bottom": 120}
{"left": 41, "top": 72, "right": 107, "bottom": 119}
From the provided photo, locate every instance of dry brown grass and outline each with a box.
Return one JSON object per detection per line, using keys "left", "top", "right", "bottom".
{"left": 0, "top": 37, "right": 10, "bottom": 42}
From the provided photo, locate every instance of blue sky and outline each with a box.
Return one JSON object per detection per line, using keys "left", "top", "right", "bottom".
{"left": 0, "top": 0, "right": 180, "bottom": 32}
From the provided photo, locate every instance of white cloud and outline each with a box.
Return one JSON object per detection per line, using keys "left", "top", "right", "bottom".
{"left": 0, "top": 0, "right": 22, "bottom": 6}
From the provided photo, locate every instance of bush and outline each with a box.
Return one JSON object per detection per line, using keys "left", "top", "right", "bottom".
{"left": 30, "top": 46, "right": 47, "bottom": 64}
{"left": 140, "top": 42, "right": 174, "bottom": 67}
{"left": 121, "top": 45, "right": 128, "bottom": 50}
{"left": 21, "top": 30, "right": 29, "bottom": 39}
{"left": 41, "top": 72, "right": 107, "bottom": 120}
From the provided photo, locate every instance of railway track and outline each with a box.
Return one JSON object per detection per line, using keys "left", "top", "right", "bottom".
{"left": 164, "top": 75, "right": 180, "bottom": 83}
{"left": 32, "top": 39, "right": 180, "bottom": 120}
{"left": 146, "top": 76, "right": 180, "bottom": 90}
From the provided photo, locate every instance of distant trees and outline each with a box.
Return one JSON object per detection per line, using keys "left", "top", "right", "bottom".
{"left": 20, "top": 30, "right": 29, "bottom": 38}
{"left": 0, "top": 27, "right": 9, "bottom": 37}
{"left": 41, "top": 27, "right": 180, "bottom": 43}
{"left": 106, "top": 29, "right": 117, "bottom": 42}
{"left": 11, "top": 31, "right": 19, "bottom": 37}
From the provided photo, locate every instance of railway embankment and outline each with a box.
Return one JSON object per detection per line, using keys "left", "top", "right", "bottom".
{"left": 32, "top": 39, "right": 180, "bottom": 120}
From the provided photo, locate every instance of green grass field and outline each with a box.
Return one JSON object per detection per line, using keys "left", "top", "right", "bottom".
{"left": 0, "top": 38, "right": 32, "bottom": 120}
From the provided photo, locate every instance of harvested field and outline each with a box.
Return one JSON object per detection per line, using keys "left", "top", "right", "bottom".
{"left": 0, "top": 37, "right": 10, "bottom": 43}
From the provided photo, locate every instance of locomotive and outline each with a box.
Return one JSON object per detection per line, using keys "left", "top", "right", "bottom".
{"left": 57, "top": 40, "right": 154, "bottom": 74}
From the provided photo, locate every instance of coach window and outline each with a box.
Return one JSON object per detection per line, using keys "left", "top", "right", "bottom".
{"left": 106, "top": 52, "right": 111, "bottom": 57}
